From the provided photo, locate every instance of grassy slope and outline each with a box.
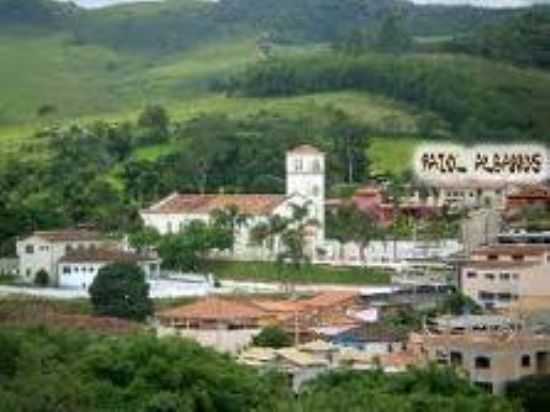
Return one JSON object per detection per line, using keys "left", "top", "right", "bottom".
{"left": 0, "top": 24, "right": 430, "bottom": 176}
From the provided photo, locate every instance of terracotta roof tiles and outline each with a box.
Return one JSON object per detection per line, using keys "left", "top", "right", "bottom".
{"left": 59, "top": 248, "right": 157, "bottom": 263}
{"left": 158, "top": 297, "right": 269, "bottom": 322}
{"left": 34, "top": 229, "right": 103, "bottom": 242}
{"left": 143, "top": 193, "right": 286, "bottom": 216}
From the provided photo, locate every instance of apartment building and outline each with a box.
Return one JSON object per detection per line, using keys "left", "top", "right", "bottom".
{"left": 461, "top": 244, "right": 550, "bottom": 311}
{"left": 412, "top": 315, "right": 550, "bottom": 394}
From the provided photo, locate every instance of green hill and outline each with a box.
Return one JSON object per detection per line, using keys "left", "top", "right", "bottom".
{"left": 447, "top": 6, "right": 550, "bottom": 69}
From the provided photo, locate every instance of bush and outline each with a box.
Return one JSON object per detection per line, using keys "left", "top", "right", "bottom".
{"left": 253, "top": 326, "right": 292, "bottom": 348}
{"left": 34, "top": 269, "right": 49, "bottom": 287}
{"left": 89, "top": 262, "right": 153, "bottom": 321}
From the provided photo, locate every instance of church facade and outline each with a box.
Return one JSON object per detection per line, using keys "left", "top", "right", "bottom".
{"left": 140, "top": 145, "right": 326, "bottom": 261}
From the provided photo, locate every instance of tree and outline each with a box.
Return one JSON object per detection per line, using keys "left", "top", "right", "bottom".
{"left": 253, "top": 326, "right": 292, "bottom": 348}
{"left": 129, "top": 226, "right": 162, "bottom": 254}
{"left": 438, "top": 292, "right": 482, "bottom": 316}
{"left": 158, "top": 220, "right": 232, "bottom": 272}
{"left": 507, "top": 375, "right": 550, "bottom": 412}
{"left": 326, "top": 203, "right": 383, "bottom": 263}
{"left": 89, "top": 262, "right": 153, "bottom": 321}
{"left": 138, "top": 104, "right": 170, "bottom": 135}
{"left": 210, "top": 205, "right": 250, "bottom": 252}
{"left": 376, "top": 12, "right": 413, "bottom": 54}
{"left": 34, "top": 269, "right": 49, "bottom": 287}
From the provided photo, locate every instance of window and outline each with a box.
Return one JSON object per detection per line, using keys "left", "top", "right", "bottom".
{"left": 466, "top": 271, "right": 477, "bottom": 279}
{"left": 63, "top": 266, "right": 71, "bottom": 275}
{"left": 74, "top": 266, "right": 79, "bottom": 273}
{"left": 26, "top": 268, "right": 31, "bottom": 277}
{"left": 39, "top": 245, "right": 49, "bottom": 252}
{"left": 512, "top": 273, "right": 519, "bottom": 280}
{"left": 81, "top": 267, "right": 86, "bottom": 273}
{"left": 484, "top": 273, "right": 495, "bottom": 281}
{"left": 479, "top": 291, "right": 495, "bottom": 300}
{"left": 512, "top": 255, "right": 524, "bottom": 261}
{"left": 450, "top": 351, "right": 463, "bottom": 366}
{"left": 89, "top": 267, "right": 94, "bottom": 273}
{"left": 25, "top": 245, "right": 34, "bottom": 254}
{"left": 294, "top": 158, "right": 303, "bottom": 172}
{"left": 500, "top": 273, "right": 511, "bottom": 281}
{"left": 497, "top": 293, "right": 512, "bottom": 302}
{"left": 475, "top": 356, "right": 491, "bottom": 369}
{"left": 312, "top": 159, "right": 321, "bottom": 173}
{"left": 488, "top": 254, "right": 499, "bottom": 261}
{"left": 89, "top": 243, "right": 96, "bottom": 251}
{"left": 65, "top": 245, "right": 73, "bottom": 254}
{"left": 521, "top": 355, "right": 531, "bottom": 367}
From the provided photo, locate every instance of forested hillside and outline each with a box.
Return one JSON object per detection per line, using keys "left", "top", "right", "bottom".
{"left": 448, "top": 6, "right": 550, "bottom": 69}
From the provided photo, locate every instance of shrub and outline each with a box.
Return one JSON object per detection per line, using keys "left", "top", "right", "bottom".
{"left": 253, "top": 326, "right": 292, "bottom": 348}
{"left": 89, "top": 262, "right": 153, "bottom": 321}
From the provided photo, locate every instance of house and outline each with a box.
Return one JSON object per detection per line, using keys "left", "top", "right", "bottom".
{"left": 460, "top": 244, "right": 550, "bottom": 311}
{"left": 506, "top": 184, "right": 550, "bottom": 213}
{"left": 412, "top": 315, "right": 550, "bottom": 394}
{"left": 140, "top": 145, "right": 326, "bottom": 261}
{"left": 156, "top": 297, "right": 275, "bottom": 352}
{"left": 16, "top": 229, "right": 112, "bottom": 285}
{"left": 326, "top": 184, "right": 439, "bottom": 228}
{"left": 58, "top": 248, "right": 161, "bottom": 289}
{"left": 327, "top": 323, "right": 408, "bottom": 355}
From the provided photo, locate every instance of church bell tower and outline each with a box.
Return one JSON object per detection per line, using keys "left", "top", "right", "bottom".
{"left": 286, "top": 145, "right": 326, "bottom": 242}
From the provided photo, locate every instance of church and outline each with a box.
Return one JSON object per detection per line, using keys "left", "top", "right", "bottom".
{"left": 140, "top": 145, "right": 326, "bottom": 261}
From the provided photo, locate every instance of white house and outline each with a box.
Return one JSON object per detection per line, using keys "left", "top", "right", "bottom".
{"left": 16, "top": 229, "right": 111, "bottom": 285}
{"left": 140, "top": 145, "right": 326, "bottom": 261}
{"left": 58, "top": 248, "right": 161, "bottom": 289}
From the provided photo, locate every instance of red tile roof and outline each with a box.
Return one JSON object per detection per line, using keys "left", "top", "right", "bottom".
{"left": 302, "top": 292, "right": 359, "bottom": 310}
{"left": 59, "top": 248, "right": 157, "bottom": 263}
{"left": 143, "top": 193, "right": 285, "bottom": 216}
{"left": 157, "top": 297, "right": 270, "bottom": 322}
{"left": 508, "top": 184, "right": 550, "bottom": 199}
{"left": 33, "top": 229, "right": 103, "bottom": 242}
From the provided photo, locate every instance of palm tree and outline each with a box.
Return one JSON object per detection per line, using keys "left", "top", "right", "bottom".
{"left": 210, "top": 205, "right": 250, "bottom": 253}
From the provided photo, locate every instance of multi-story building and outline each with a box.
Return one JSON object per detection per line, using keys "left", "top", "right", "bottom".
{"left": 58, "top": 248, "right": 161, "bottom": 289}
{"left": 460, "top": 244, "right": 550, "bottom": 311}
{"left": 412, "top": 315, "right": 550, "bottom": 394}
{"left": 16, "top": 229, "right": 110, "bottom": 285}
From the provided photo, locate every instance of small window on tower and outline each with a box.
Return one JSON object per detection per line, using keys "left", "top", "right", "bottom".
{"left": 294, "top": 158, "right": 303, "bottom": 172}
{"left": 312, "top": 159, "right": 321, "bottom": 173}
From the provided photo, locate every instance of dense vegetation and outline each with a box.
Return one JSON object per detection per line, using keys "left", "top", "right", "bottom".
{"left": 224, "top": 51, "right": 550, "bottom": 140}
{"left": 449, "top": 6, "right": 550, "bottom": 69}
{"left": 0, "top": 327, "right": 519, "bottom": 412}
{"left": 89, "top": 262, "right": 153, "bottom": 321}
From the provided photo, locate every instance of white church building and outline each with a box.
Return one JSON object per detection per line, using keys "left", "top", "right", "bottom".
{"left": 140, "top": 145, "right": 326, "bottom": 261}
